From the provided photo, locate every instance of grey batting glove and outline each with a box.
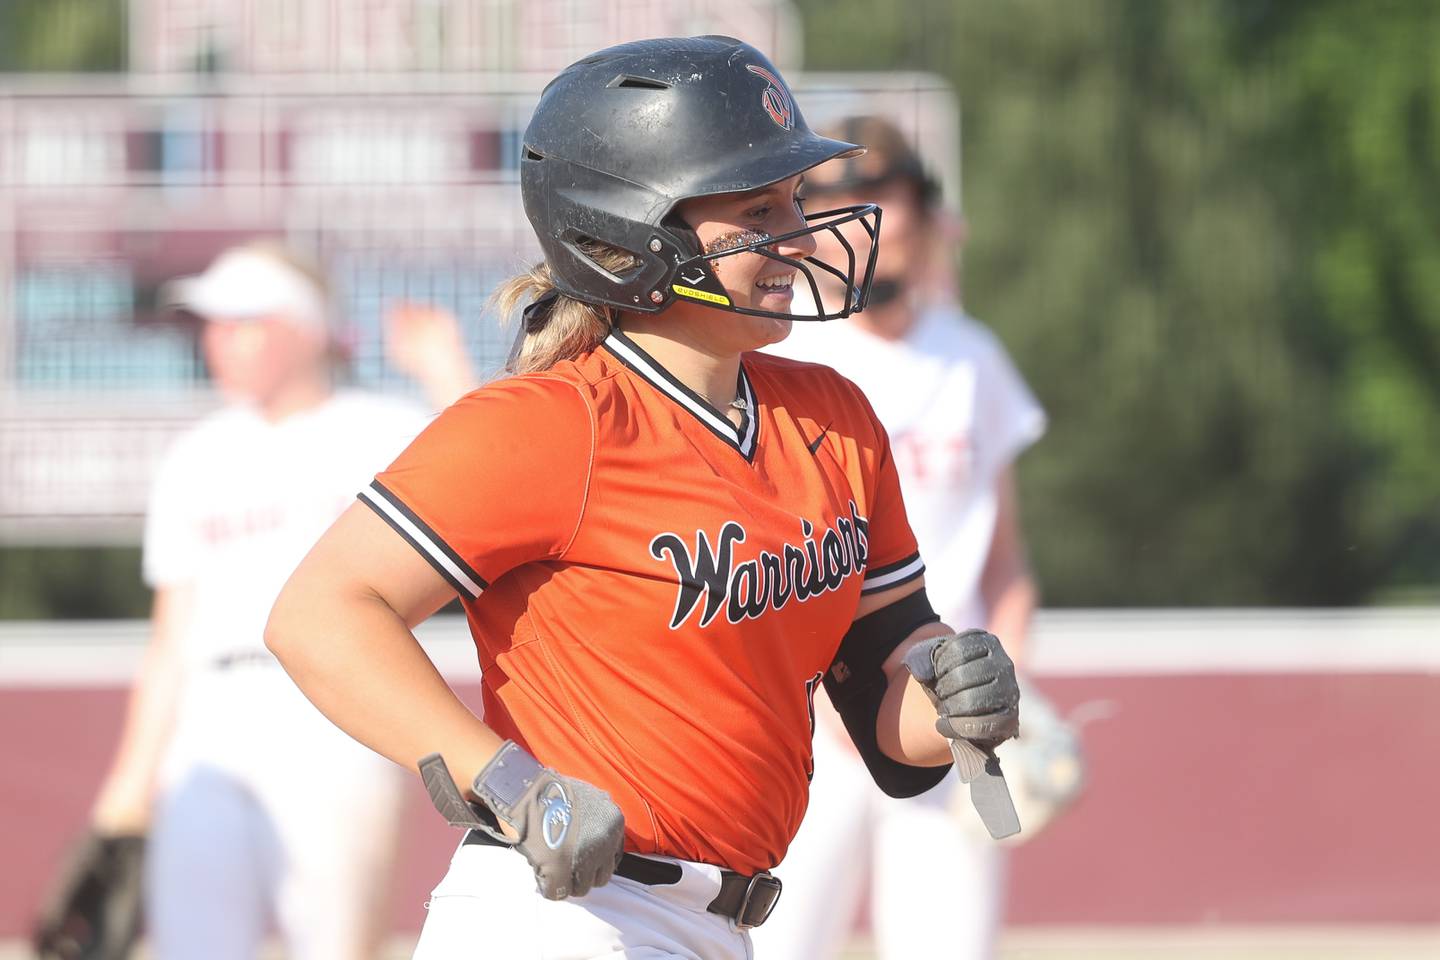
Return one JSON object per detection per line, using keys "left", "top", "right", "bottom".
{"left": 903, "top": 630, "right": 1020, "bottom": 745}
{"left": 472, "top": 741, "right": 626, "bottom": 900}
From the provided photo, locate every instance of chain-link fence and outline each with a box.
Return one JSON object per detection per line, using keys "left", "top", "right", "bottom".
{"left": 0, "top": 71, "right": 959, "bottom": 543}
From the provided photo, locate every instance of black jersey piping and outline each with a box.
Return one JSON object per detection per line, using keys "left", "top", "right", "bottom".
{"left": 601, "top": 329, "right": 759, "bottom": 462}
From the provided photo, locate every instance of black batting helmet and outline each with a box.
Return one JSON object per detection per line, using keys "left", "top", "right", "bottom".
{"left": 520, "top": 36, "right": 881, "bottom": 321}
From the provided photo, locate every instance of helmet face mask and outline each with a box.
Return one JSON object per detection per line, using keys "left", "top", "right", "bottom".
{"left": 669, "top": 203, "right": 883, "bottom": 321}
{"left": 520, "top": 36, "right": 882, "bottom": 322}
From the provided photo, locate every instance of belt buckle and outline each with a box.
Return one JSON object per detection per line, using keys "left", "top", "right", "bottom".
{"left": 733, "top": 871, "right": 783, "bottom": 930}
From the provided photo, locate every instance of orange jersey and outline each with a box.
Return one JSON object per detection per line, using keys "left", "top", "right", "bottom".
{"left": 361, "top": 329, "right": 923, "bottom": 874}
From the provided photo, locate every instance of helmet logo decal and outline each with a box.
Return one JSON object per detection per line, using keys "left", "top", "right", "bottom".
{"left": 745, "top": 64, "right": 795, "bottom": 131}
{"left": 671, "top": 258, "right": 735, "bottom": 307}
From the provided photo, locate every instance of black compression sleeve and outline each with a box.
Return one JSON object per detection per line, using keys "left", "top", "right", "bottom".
{"left": 822, "top": 587, "right": 951, "bottom": 798}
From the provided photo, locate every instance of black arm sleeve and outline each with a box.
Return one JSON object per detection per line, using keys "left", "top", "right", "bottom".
{"left": 823, "top": 587, "right": 952, "bottom": 798}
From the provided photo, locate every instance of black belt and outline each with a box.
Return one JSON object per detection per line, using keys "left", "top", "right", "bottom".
{"left": 461, "top": 829, "right": 782, "bottom": 929}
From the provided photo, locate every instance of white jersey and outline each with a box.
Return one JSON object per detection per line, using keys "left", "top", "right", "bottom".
{"left": 756, "top": 303, "right": 1044, "bottom": 960}
{"left": 768, "top": 302, "right": 1045, "bottom": 628}
{"left": 143, "top": 390, "right": 429, "bottom": 771}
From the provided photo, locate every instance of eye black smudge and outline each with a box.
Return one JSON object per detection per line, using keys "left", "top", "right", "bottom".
{"left": 704, "top": 230, "right": 771, "bottom": 255}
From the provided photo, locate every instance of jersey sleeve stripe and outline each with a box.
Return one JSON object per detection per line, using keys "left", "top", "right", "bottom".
{"left": 359, "top": 495, "right": 476, "bottom": 599}
{"left": 860, "top": 552, "right": 925, "bottom": 594}
{"left": 358, "top": 481, "right": 487, "bottom": 599}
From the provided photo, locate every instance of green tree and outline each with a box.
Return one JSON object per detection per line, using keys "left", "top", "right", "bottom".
{"left": 796, "top": 0, "right": 1440, "bottom": 604}
{"left": 0, "top": 0, "right": 127, "bottom": 72}
{"left": 1255, "top": 0, "right": 1440, "bottom": 598}
{"left": 0, "top": 548, "right": 150, "bottom": 619}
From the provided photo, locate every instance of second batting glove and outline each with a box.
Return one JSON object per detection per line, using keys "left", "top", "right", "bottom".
{"left": 903, "top": 629, "right": 1020, "bottom": 745}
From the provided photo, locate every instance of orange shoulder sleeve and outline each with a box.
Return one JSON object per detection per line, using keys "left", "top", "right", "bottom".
{"left": 359, "top": 374, "right": 594, "bottom": 598}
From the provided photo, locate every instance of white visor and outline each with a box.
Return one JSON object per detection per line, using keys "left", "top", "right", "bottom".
{"left": 163, "top": 248, "right": 329, "bottom": 331}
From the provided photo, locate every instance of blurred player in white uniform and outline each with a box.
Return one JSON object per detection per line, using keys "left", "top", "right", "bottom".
{"left": 754, "top": 117, "right": 1047, "bottom": 959}
{"left": 87, "top": 242, "right": 475, "bottom": 960}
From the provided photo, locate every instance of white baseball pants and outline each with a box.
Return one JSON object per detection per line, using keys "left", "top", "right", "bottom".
{"left": 146, "top": 668, "right": 405, "bottom": 960}
{"left": 412, "top": 840, "right": 755, "bottom": 960}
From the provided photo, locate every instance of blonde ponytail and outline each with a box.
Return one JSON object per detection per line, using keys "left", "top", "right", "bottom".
{"left": 494, "top": 242, "right": 640, "bottom": 374}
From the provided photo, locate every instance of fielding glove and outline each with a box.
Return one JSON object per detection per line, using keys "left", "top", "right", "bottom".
{"left": 33, "top": 831, "right": 145, "bottom": 960}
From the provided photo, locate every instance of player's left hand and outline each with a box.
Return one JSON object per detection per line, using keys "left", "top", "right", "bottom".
{"left": 903, "top": 629, "right": 1020, "bottom": 745}
{"left": 33, "top": 831, "right": 145, "bottom": 960}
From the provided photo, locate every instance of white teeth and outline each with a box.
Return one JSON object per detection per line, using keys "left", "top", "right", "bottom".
{"left": 756, "top": 275, "right": 794, "bottom": 290}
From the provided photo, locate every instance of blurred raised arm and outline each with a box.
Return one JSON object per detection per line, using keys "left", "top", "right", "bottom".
{"left": 383, "top": 302, "right": 480, "bottom": 409}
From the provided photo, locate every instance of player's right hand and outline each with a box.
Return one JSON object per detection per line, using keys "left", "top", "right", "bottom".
{"left": 472, "top": 741, "right": 626, "bottom": 900}
{"left": 382, "top": 301, "right": 466, "bottom": 377}
{"left": 903, "top": 629, "right": 1020, "bottom": 745}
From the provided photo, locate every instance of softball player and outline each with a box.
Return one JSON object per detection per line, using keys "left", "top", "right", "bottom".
{"left": 754, "top": 117, "right": 1047, "bottom": 959}
{"left": 88, "top": 242, "right": 473, "bottom": 960}
{"left": 265, "top": 37, "right": 1021, "bottom": 960}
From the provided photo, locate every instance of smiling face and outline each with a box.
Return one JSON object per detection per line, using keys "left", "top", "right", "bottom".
{"left": 665, "top": 173, "right": 816, "bottom": 353}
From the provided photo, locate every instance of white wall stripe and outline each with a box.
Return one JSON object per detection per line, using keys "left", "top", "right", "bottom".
{"left": 863, "top": 555, "right": 926, "bottom": 590}
{"left": 1026, "top": 608, "right": 1440, "bottom": 676}
{"left": 2, "top": 609, "right": 1438, "bottom": 687}
{"left": 359, "top": 487, "right": 484, "bottom": 598}
{"left": 0, "top": 617, "right": 485, "bottom": 687}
